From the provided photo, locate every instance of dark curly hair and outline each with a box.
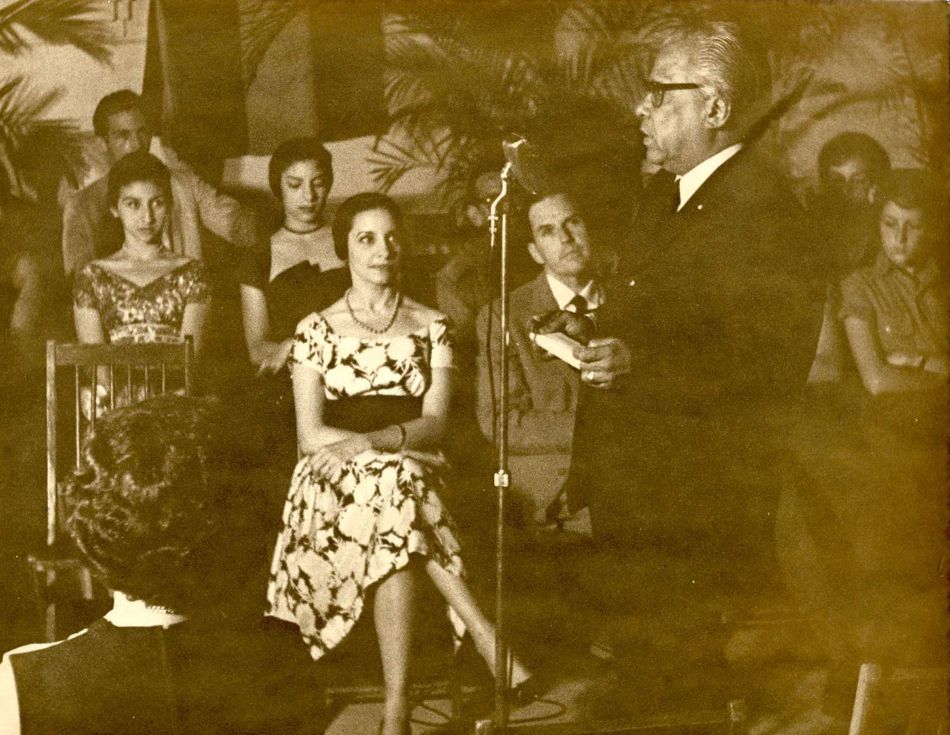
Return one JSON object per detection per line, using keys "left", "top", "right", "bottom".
{"left": 64, "top": 395, "right": 227, "bottom": 614}
{"left": 107, "top": 151, "right": 172, "bottom": 209}
{"left": 331, "top": 192, "right": 406, "bottom": 262}
{"left": 268, "top": 137, "right": 334, "bottom": 201}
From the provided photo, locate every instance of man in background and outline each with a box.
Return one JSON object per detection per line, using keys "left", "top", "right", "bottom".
{"left": 477, "top": 189, "right": 601, "bottom": 528}
{"left": 62, "top": 90, "right": 256, "bottom": 281}
{"left": 807, "top": 132, "right": 891, "bottom": 383}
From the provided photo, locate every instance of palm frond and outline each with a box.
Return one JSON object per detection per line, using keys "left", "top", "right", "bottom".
{"left": 0, "top": 75, "right": 61, "bottom": 147}
{"left": 239, "top": 0, "right": 306, "bottom": 88}
{"left": 0, "top": 0, "right": 112, "bottom": 64}
{"left": 0, "top": 76, "right": 87, "bottom": 188}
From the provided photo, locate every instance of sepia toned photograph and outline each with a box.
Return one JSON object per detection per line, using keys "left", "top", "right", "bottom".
{"left": 0, "top": 1, "right": 946, "bottom": 733}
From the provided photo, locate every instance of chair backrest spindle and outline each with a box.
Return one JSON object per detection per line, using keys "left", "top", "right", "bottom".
{"left": 45, "top": 338, "right": 195, "bottom": 549}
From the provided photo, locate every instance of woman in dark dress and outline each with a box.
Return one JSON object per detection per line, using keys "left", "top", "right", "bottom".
{"left": 238, "top": 138, "right": 349, "bottom": 471}
{"left": 0, "top": 396, "right": 328, "bottom": 734}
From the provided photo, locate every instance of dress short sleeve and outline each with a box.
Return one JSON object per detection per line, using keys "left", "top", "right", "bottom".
{"left": 429, "top": 316, "right": 455, "bottom": 370}
{"left": 838, "top": 269, "right": 875, "bottom": 325}
{"left": 290, "top": 313, "right": 329, "bottom": 373}
{"left": 73, "top": 264, "right": 99, "bottom": 308}
{"left": 237, "top": 238, "right": 271, "bottom": 289}
{"left": 180, "top": 260, "right": 210, "bottom": 305}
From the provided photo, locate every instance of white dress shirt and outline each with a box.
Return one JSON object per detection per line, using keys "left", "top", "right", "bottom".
{"left": 545, "top": 274, "right": 604, "bottom": 313}
{"left": 676, "top": 143, "right": 744, "bottom": 211}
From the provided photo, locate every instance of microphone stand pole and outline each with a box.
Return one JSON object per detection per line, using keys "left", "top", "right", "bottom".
{"left": 488, "top": 162, "right": 513, "bottom": 734}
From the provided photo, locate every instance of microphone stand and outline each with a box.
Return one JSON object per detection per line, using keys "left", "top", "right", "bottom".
{"left": 487, "top": 161, "right": 513, "bottom": 734}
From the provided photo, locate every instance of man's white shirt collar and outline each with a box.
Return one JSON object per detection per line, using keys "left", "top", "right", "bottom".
{"left": 676, "top": 143, "right": 743, "bottom": 211}
{"left": 545, "top": 273, "right": 603, "bottom": 311}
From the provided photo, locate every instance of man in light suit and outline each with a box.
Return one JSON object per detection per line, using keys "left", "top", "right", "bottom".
{"left": 62, "top": 90, "right": 256, "bottom": 280}
{"left": 538, "top": 14, "right": 824, "bottom": 598}
{"left": 476, "top": 190, "right": 602, "bottom": 526}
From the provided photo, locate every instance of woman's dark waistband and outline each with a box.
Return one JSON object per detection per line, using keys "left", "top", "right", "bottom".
{"left": 324, "top": 396, "right": 423, "bottom": 433}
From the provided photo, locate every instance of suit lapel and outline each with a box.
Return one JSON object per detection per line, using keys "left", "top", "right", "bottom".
{"left": 626, "top": 152, "right": 750, "bottom": 276}
{"left": 529, "top": 273, "right": 559, "bottom": 317}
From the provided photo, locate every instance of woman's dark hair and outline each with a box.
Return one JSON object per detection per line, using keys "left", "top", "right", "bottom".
{"left": 64, "top": 395, "right": 227, "bottom": 613}
{"left": 268, "top": 137, "right": 334, "bottom": 200}
{"left": 107, "top": 151, "right": 172, "bottom": 209}
{"left": 331, "top": 192, "right": 405, "bottom": 261}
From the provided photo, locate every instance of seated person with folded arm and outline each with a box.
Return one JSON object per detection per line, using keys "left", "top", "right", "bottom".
{"left": 0, "top": 395, "right": 328, "bottom": 734}
{"left": 476, "top": 189, "right": 602, "bottom": 526}
{"left": 839, "top": 168, "right": 946, "bottom": 395}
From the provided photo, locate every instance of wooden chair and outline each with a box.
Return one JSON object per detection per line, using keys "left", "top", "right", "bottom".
{"left": 26, "top": 338, "right": 194, "bottom": 642}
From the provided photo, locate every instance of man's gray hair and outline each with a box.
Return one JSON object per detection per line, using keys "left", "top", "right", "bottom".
{"left": 645, "top": 13, "right": 768, "bottom": 125}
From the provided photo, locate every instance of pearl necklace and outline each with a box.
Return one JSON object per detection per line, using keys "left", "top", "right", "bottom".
{"left": 345, "top": 288, "right": 402, "bottom": 334}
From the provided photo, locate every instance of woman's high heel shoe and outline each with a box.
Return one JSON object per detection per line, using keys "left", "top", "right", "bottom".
{"left": 510, "top": 673, "right": 546, "bottom": 706}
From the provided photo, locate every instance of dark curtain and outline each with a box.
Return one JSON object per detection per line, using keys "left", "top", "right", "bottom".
{"left": 145, "top": 0, "right": 387, "bottom": 162}
{"left": 306, "top": 0, "right": 386, "bottom": 143}
{"left": 143, "top": 0, "right": 248, "bottom": 181}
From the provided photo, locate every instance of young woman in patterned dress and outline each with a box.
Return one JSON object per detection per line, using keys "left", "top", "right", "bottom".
{"left": 266, "top": 193, "right": 533, "bottom": 734}
{"left": 73, "top": 151, "right": 208, "bottom": 350}
{"left": 72, "top": 152, "right": 208, "bottom": 414}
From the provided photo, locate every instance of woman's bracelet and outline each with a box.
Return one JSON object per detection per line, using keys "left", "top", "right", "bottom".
{"left": 394, "top": 423, "right": 407, "bottom": 452}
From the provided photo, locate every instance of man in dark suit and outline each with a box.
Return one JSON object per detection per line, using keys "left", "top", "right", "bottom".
{"left": 476, "top": 190, "right": 602, "bottom": 526}
{"left": 538, "top": 15, "right": 824, "bottom": 600}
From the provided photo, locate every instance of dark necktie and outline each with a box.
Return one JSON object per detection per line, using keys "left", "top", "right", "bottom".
{"left": 652, "top": 169, "right": 681, "bottom": 215}
{"left": 567, "top": 294, "right": 589, "bottom": 316}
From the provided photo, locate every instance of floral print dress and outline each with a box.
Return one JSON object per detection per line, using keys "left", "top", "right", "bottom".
{"left": 266, "top": 312, "right": 466, "bottom": 660}
{"left": 73, "top": 260, "right": 208, "bottom": 344}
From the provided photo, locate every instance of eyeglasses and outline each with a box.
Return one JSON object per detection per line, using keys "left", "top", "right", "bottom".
{"left": 644, "top": 80, "right": 702, "bottom": 108}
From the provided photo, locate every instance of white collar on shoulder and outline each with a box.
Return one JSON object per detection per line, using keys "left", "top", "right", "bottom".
{"left": 104, "top": 591, "right": 188, "bottom": 628}
{"left": 676, "top": 142, "right": 743, "bottom": 211}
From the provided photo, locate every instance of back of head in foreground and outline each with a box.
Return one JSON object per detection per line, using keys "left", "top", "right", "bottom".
{"left": 65, "top": 394, "right": 223, "bottom": 615}
{"left": 3, "top": 395, "right": 329, "bottom": 735}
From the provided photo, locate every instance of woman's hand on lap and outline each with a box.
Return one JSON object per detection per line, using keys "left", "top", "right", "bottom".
{"left": 307, "top": 436, "right": 372, "bottom": 482}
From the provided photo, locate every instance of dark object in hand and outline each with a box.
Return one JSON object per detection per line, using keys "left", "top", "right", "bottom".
{"left": 530, "top": 310, "right": 596, "bottom": 345}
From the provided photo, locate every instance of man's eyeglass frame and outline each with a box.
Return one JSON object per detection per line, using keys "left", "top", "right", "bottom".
{"left": 644, "top": 80, "right": 703, "bottom": 108}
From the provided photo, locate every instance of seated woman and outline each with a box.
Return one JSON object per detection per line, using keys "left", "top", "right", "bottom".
{"left": 73, "top": 151, "right": 208, "bottom": 349}
{"left": 237, "top": 138, "right": 349, "bottom": 471}
{"left": 240, "top": 137, "right": 348, "bottom": 376}
{"left": 266, "top": 193, "right": 534, "bottom": 735}
{"left": 0, "top": 396, "right": 328, "bottom": 734}
{"left": 73, "top": 152, "right": 209, "bottom": 411}
{"left": 839, "top": 168, "right": 946, "bottom": 395}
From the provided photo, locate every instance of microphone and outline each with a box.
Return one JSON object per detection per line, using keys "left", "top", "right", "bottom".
{"left": 502, "top": 135, "right": 540, "bottom": 194}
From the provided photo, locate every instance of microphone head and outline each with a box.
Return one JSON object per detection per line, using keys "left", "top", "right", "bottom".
{"left": 502, "top": 135, "right": 539, "bottom": 195}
